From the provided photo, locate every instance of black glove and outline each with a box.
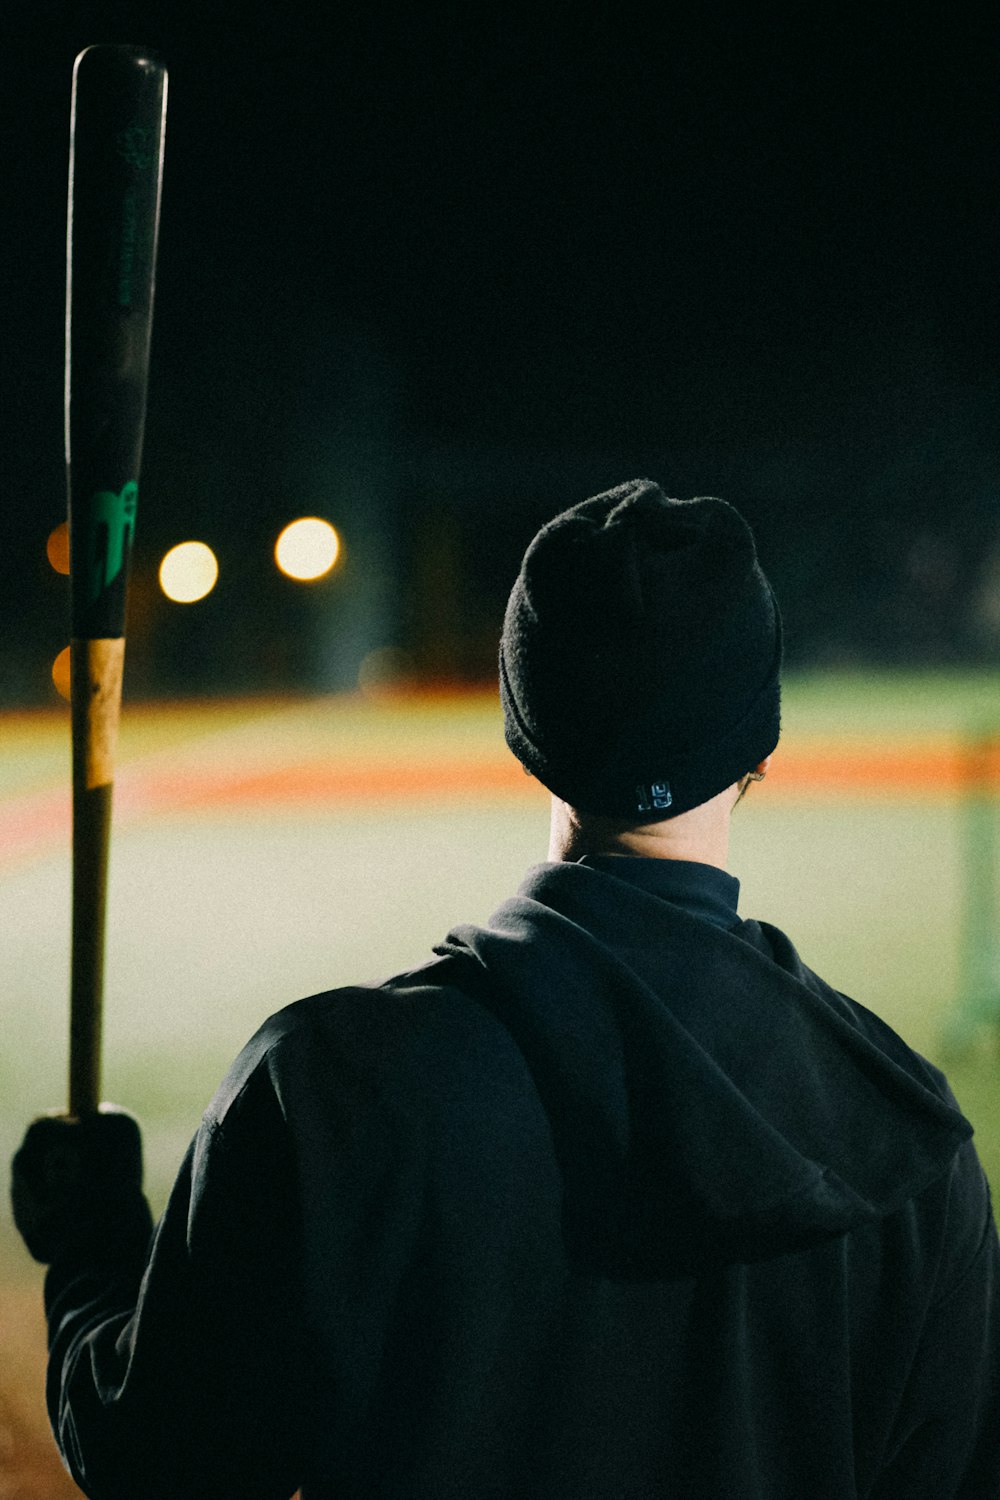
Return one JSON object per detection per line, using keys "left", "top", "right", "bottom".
{"left": 11, "top": 1106, "right": 148, "bottom": 1264}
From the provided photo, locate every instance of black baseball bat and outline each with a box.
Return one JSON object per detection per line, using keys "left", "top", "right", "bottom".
{"left": 66, "top": 45, "right": 167, "bottom": 1117}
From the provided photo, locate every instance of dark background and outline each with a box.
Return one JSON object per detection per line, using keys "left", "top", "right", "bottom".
{"left": 3, "top": 4, "right": 999, "bottom": 703}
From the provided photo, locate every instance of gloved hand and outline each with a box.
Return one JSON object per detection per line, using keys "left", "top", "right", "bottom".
{"left": 11, "top": 1106, "right": 147, "bottom": 1264}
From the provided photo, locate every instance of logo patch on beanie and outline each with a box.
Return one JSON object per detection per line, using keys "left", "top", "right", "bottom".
{"left": 636, "top": 781, "right": 672, "bottom": 814}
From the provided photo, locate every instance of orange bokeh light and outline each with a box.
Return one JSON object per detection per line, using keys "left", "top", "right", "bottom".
{"left": 52, "top": 646, "right": 72, "bottom": 701}
{"left": 47, "top": 522, "right": 70, "bottom": 575}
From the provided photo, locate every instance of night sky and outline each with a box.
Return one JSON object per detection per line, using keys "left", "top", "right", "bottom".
{"left": 3, "top": 6, "right": 1000, "bottom": 700}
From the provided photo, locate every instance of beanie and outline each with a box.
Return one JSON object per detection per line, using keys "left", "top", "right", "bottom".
{"left": 499, "top": 478, "right": 782, "bottom": 819}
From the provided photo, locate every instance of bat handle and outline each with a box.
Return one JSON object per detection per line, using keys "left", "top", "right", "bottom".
{"left": 69, "top": 637, "right": 125, "bottom": 1118}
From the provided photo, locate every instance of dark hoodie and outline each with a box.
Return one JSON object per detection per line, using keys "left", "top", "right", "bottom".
{"left": 43, "top": 860, "right": 999, "bottom": 1499}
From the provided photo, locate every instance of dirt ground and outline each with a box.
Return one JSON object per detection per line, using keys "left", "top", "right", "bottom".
{"left": 0, "top": 1283, "right": 78, "bottom": 1498}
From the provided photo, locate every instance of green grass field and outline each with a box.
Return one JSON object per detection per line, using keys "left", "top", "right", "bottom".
{"left": 2, "top": 669, "right": 999, "bottom": 1493}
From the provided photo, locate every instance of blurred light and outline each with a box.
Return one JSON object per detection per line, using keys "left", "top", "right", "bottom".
{"left": 47, "top": 522, "right": 70, "bottom": 575}
{"left": 159, "top": 542, "right": 219, "bottom": 603}
{"left": 275, "top": 518, "right": 340, "bottom": 581}
{"left": 52, "top": 646, "right": 71, "bottom": 701}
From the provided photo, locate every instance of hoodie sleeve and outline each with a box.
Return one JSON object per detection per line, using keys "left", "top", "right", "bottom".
{"left": 869, "top": 1142, "right": 1000, "bottom": 1500}
{"left": 44, "top": 1052, "right": 309, "bottom": 1500}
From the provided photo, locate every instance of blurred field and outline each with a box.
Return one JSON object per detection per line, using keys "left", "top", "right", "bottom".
{"left": 1, "top": 669, "right": 999, "bottom": 1494}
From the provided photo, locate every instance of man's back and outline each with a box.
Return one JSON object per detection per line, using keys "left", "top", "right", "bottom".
{"left": 43, "top": 857, "right": 998, "bottom": 1497}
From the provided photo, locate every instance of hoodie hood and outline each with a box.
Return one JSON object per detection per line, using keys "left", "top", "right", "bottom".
{"left": 433, "top": 860, "right": 971, "bottom": 1277}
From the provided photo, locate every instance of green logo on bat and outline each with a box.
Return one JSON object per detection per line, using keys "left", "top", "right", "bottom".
{"left": 87, "top": 482, "right": 138, "bottom": 604}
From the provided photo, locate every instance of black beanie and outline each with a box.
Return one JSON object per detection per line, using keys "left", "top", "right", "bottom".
{"left": 499, "top": 479, "right": 782, "bottom": 819}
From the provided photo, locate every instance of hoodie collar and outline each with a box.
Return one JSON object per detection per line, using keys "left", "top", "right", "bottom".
{"left": 575, "top": 854, "right": 740, "bottom": 932}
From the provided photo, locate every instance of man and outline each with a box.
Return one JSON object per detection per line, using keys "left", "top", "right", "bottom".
{"left": 12, "top": 479, "right": 1000, "bottom": 1498}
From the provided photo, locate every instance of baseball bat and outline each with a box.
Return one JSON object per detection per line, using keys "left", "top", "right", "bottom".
{"left": 66, "top": 45, "right": 167, "bottom": 1117}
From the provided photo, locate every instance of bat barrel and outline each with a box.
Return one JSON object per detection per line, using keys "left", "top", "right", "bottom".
{"left": 67, "top": 45, "right": 167, "bottom": 639}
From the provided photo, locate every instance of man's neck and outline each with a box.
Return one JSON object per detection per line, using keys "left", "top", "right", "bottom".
{"left": 548, "top": 793, "right": 733, "bottom": 871}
